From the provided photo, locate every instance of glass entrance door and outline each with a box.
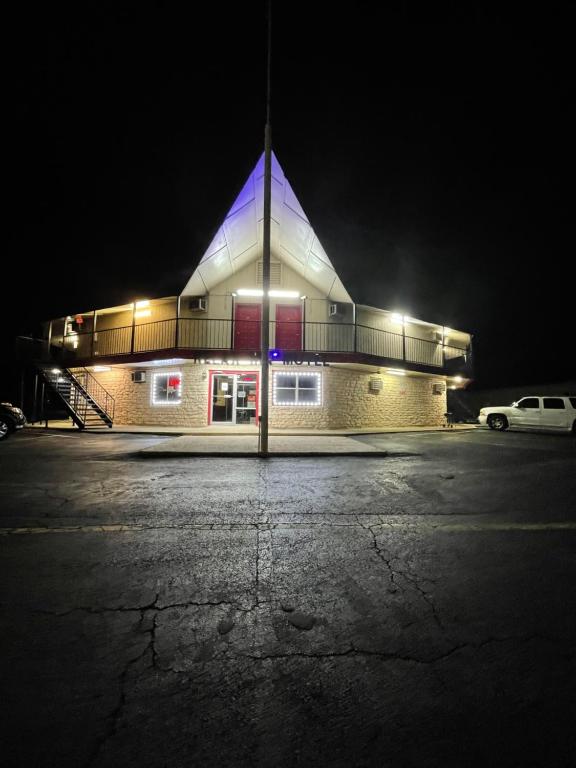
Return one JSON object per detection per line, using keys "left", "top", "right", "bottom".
{"left": 212, "top": 374, "right": 235, "bottom": 423}
{"left": 235, "top": 374, "right": 258, "bottom": 424}
{"left": 211, "top": 373, "right": 258, "bottom": 425}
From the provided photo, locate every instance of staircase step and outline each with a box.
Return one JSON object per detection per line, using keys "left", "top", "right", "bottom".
{"left": 40, "top": 365, "right": 114, "bottom": 427}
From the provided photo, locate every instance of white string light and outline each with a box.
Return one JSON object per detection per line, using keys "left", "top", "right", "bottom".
{"left": 152, "top": 372, "right": 182, "bottom": 405}
{"left": 272, "top": 371, "right": 322, "bottom": 406}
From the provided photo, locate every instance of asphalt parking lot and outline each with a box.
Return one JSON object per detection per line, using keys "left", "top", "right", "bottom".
{"left": 1, "top": 428, "right": 575, "bottom": 768}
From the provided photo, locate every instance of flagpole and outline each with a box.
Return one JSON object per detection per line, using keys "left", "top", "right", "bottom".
{"left": 259, "top": 0, "right": 272, "bottom": 457}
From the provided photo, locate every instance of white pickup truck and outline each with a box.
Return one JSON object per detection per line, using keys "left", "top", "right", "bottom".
{"left": 478, "top": 396, "right": 576, "bottom": 433}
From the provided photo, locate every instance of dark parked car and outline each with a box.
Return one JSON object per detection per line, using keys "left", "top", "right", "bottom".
{"left": 0, "top": 402, "right": 27, "bottom": 440}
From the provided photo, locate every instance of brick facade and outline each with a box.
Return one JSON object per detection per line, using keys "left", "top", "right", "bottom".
{"left": 86, "top": 363, "right": 447, "bottom": 429}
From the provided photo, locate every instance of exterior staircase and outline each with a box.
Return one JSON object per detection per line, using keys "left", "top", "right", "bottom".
{"left": 38, "top": 366, "right": 115, "bottom": 429}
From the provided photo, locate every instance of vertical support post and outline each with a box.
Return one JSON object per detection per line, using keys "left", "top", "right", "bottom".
{"left": 46, "top": 320, "right": 53, "bottom": 360}
{"left": 258, "top": 0, "right": 272, "bottom": 457}
{"left": 259, "top": 124, "right": 272, "bottom": 456}
{"left": 91, "top": 310, "right": 97, "bottom": 359}
{"left": 352, "top": 303, "right": 357, "bottom": 353}
{"left": 32, "top": 373, "right": 39, "bottom": 422}
{"left": 131, "top": 302, "right": 136, "bottom": 354}
{"left": 302, "top": 297, "right": 306, "bottom": 351}
{"left": 175, "top": 296, "right": 181, "bottom": 349}
{"left": 19, "top": 369, "right": 25, "bottom": 411}
{"left": 40, "top": 381, "right": 46, "bottom": 427}
{"left": 230, "top": 294, "right": 235, "bottom": 351}
{"left": 402, "top": 315, "right": 406, "bottom": 362}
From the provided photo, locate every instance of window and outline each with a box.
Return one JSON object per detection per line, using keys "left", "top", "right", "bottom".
{"left": 543, "top": 398, "right": 565, "bottom": 410}
{"left": 517, "top": 398, "right": 539, "bottom": 409}
{"left": 152, "top": 372, "right": 182, "bottom": 405}
{"left": 273, "top": 371, "right": 322, "bottom": 406}
{"left": 570, "top": 398, "right": 576, "bottom": 409}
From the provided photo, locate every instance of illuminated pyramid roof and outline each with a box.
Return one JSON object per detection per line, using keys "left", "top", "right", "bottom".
{"left": 181, "top": 151, "right": 352, "bottom": 302}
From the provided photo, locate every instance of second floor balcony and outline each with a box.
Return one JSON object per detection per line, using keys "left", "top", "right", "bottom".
{"left": 36, "top": 298, "right": 472, "bottom": 377}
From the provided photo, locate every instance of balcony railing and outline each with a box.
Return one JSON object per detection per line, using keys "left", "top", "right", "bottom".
{"left": 52, "top": 318, "right": 470, "bottom": 371}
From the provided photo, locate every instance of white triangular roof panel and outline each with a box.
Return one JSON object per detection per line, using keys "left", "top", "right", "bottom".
{"left": 181, "top": 151, "right": 351, "bottom": 302}
{"left": 203, "top": 227, "right": 229, "bottom": 262}
{"left": 283, "top": 178, "right": 309, "bottom": 222}
{"left": 227, "top": 174, "right": 255, "bottom": 219}
{"left": 223, "top": 200, "right": 258, "bottom": 261}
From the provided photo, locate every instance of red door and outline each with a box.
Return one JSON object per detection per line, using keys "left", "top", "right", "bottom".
{"left": 275, "top": 304, "right": 302, "bottom": 351}
{"left": 234, "top": 303, "right": 261, "bottom": 351}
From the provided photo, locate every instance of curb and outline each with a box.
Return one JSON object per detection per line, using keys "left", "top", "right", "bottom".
{"left": 136, "top": 450, "right": 401, "bottom": 459}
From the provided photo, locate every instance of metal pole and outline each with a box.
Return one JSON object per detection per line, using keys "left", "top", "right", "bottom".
{"left": 302, "top": 297, "right": 306, "bottom": 351}
{"left": 402, "top": 315, "right": 406, "bottom": 362}
{"left": 230, "top": 294, "right": 235, "bottom": 351}
{"left": 175, "top": 296, "right": 181, "bottom": 348}
{"left": 259, "top": 0, "right": 272, "bottom": 457}
{"left": 19, "top": 369, "right": 25, "bottom": 411}
{"left": 131, "top": 302, "right": 136, "bottom": 354}
{"left": 47, "top": 320, "right": 53, "bottom": 361}
{"left": 91, "top": 311, "right": 97, "bottom": 359}
{"left": 32, "top": 373, "right": 39, "bottom": 422}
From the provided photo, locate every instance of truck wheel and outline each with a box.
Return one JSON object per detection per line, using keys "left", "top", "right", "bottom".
{"left": 487, "top": 414, "right": 508, "bottom": 431}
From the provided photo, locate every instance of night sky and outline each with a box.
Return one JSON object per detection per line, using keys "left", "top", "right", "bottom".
{"left": 4, "top": 2, "right": 574, "bottom": 399}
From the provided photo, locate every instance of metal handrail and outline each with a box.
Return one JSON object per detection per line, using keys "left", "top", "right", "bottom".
{"left": 67, "top": 368, "right": 116, "bottom": 422}
{"left": 57, "top": 317, "right": 470, "bottom": 368}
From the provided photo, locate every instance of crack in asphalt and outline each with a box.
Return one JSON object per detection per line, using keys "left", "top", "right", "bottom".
{"left": 355, "top": 516, "right": 444, "bottom": 629}
{"left": 21, "top": 597, "right": 239, "bottom": 618}
{"left": 241, "top": 634, "right": 562, "bottom": 665}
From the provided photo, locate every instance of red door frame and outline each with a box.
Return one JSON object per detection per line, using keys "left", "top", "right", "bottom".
{"left": 207, "top": 370, "right": 260, "bottom": 426}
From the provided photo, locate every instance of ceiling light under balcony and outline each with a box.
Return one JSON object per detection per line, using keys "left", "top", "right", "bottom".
{"left": 236, "top": 289, "right": 264, "bottom": 297}
{"left": 387, "top": 369, "right": 406, "bottom": 376}
{"left": 268, "top": 290, "right": 300, "bottom": 298}
{"left": 235, "top": 289, "right": 301, "bottom": 298}
{"left": 135, "top": 300, "right": 150, "bottom": 308}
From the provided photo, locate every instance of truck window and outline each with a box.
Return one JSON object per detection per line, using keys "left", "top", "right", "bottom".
{"left": 543, "top": 398, "right": 565, "bottom": 409}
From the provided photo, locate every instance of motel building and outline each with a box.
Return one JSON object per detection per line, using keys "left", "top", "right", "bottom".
{"left": 28, "top": 152, "right": 472, "bottom": 431}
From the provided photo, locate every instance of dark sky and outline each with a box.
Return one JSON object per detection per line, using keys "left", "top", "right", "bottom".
{"left": 4, "top": 1, "right": 574, "bottom": 395}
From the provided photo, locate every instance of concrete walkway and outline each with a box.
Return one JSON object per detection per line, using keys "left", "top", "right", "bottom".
{"left": 138, "top": 434, "right": 395, "bottom": 457}
{"left": 27, "top": 420, "right": 476, "bottom": 437}
{"left": 26, "top": 420, "right": 476, "bottom": 456}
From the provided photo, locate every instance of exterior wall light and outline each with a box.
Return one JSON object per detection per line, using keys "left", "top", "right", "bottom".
{"left": 236, "top": 289, "right": 301, "bottom": 298}
{"left": 237, "top": 289, "right": 264, "bottom": 297}
{"left": 387, "top": 369, "right": 406, "bottom": 376}
{"left": 135, "top": 300, "right": 150, "bottom": 308}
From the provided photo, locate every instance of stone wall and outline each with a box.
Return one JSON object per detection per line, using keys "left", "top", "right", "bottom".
{"left": 270, "top": 366, "right": 446, "bottom": 429}
{"left": 84, "top": 363, "right": 446, "bottom": 428}
{"left": 85, "top": 365, "right": 208, "bottom": 427}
